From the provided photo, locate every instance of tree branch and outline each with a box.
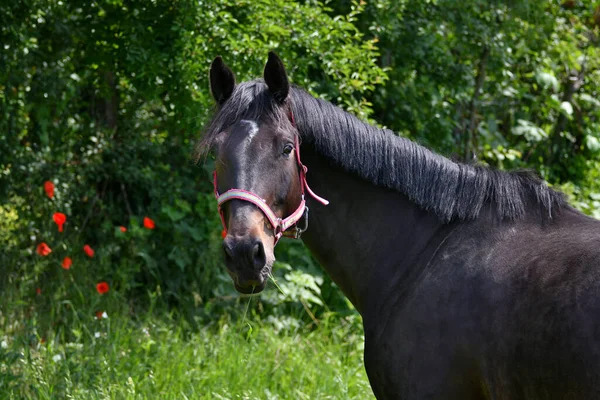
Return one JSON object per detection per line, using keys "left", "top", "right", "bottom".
{"left": 464, "top": 46, "right": 490, "bottom": 161}
{"left": 120, "top": 183, "right": 133, "bottom": 218}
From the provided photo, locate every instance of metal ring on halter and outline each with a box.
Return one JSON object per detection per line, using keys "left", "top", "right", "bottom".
{"left": 297, "top": 207, "right": 309, "bottom": 235}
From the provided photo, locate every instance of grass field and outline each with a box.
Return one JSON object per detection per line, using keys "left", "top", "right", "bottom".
{"left": 0, "top": 295, "right": 373, "bottom": 399}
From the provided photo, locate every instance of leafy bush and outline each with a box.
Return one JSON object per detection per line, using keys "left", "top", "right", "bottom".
{"left": 0, "top": 0, "right": 385, "bottom": 341}
{"left": 1, "top": 0, "right": 599, "bottom": 347}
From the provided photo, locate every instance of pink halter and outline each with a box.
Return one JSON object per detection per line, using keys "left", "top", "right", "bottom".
{"left": 213, "top": 117, "right": 329, "bottom": 245}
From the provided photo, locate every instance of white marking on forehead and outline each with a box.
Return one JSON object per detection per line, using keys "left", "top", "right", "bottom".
{"left": 240, "top": 119, "right": 259, "bottom": 142}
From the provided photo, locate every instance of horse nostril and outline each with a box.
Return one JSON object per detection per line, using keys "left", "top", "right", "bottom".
{"left": 222, "top": 240, "right": 235, "bottom": 264}
{"left": 223, "top": 237, "right": 266, "bottom": 270}
{"left": 251, "top": 241, "right": 266, "bottom": 270}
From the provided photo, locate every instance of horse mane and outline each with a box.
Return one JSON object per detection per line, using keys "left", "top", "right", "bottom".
{"left": 197, "top": 79, "right": 566, "bottom": 223}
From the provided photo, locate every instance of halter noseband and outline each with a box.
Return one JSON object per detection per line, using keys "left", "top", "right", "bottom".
{"left": 213, "top": 114, "right": 329, "bottom": 245}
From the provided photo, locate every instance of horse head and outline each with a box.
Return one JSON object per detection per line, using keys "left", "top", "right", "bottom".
{"left": 208, "top": 53, "right": 312, "bottom": 294}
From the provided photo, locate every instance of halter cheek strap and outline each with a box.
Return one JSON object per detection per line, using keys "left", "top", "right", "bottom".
{"left": 214, "top": 134, "right": 329, "bottom": 245}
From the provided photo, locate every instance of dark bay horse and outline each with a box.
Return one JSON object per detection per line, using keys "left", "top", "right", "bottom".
{"left": 198, "top": 52, "right": 600, "bottom": 399}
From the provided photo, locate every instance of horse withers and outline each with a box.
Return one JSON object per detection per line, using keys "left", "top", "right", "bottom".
{"left": 198, "top": 52, "right": 600, "bottom": 399}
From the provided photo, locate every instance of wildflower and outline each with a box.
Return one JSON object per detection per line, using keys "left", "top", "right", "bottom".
{"left": 83, "top": 244, "right": 94, "bottom": 258}
{"left": 95, "top": 311, "right": 108, "bottom": 319}
{"left": 119, "top": 226, "right": 127, "bottom": 232}
{"left": 52, "top": 354, "right": 62, "bottom": 362}
{"left": 221, "top": 229, "right": 227, "bottom": 239}
{"left": 36, "top": 242, "right": 52, "bottom": 256}
{"left": 62, "top": 257, "right": 72, "bottom": 270}
{"left": 53, "top": 212, "right": 66, "bottom": 232}
{"left": 143, "top": 217, "right": 155, "bottom": 230}
{"left": 96, "top": 281, "right": 109, "bottom": 295}
{"left": 43, "top": 181, "right": 54, "bottom": 199}
{"left": 36, "top": 288, "right": 42, "bottom": 295}
{"left": 94, "top": 332, "right": 101, "bottom": 338}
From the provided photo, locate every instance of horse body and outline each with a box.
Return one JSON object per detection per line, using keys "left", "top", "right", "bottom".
{"left": 200, "top": 52, "right": 600, "bottom": 399}
{"left": 300, "top": 144, "right": 600, "bottom": 399}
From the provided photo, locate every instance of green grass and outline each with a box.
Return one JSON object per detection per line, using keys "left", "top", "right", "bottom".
{"left": 0, "top": 304, "right": 373, "bottom": 399}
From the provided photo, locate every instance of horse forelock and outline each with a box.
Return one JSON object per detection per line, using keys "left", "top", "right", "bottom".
{"left": 196, "top": 79, "right": 291, "bottom": 162}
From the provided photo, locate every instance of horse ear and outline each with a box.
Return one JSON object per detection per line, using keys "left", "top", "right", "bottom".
{"left": 209, "top": 56, "right": 236, "bottom": 105}
{"left": 263, "top": 51, "right": 289, "bottom": 103}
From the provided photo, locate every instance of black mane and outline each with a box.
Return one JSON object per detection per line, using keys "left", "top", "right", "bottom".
{"left": 198, "top": 79, "right": 566, "bottom": 222}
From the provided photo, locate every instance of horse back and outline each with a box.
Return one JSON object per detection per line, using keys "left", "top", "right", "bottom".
{"left": 366, "top": 207, "right": 600, "bottom": 399}
{"left": 470, "top": 207, "right": 600, "bottom": 398}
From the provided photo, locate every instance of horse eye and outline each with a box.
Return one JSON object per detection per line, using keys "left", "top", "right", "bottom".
{"left": 282, "top": 144, "right": 294, "bottom": 156}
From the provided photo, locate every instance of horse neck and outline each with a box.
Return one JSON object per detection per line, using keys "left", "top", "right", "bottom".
{"left": 299, "top": 145, "right": 456, "bottom": 316}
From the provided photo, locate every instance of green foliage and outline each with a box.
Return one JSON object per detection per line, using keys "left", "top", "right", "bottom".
{"left": 345, "top": 0, "right": 600, "bottom": 196}
{"left": 0, "top": 0, "right": 383, "bottom": 326}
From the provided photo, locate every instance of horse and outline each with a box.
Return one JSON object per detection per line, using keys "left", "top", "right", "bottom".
{"left": 197, "top": 52, "right": 600, "bottom": 399}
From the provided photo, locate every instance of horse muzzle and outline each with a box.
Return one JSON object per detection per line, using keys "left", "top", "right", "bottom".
{"left": 222, "top": 235, "right": 272, "bottom": 294}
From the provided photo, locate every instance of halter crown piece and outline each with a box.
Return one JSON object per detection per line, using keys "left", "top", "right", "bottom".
{"left": 213, "top": 112, "right": 329, "bottom": 245}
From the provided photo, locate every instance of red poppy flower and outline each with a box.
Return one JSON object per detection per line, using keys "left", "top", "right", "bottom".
{"left": 221, "top": 229, "right": 227, "bottom": 239}
{"left": 36, "top": 242, "right": 52, "bottom": 256}
{"left": 143, "top": 217, "right": 155, "bottom": 230}
{"left": 83, "top": 244, "right": 95, "bottom": 258}
{"left": 119, "top": 226, "right": 127, "bottom": 232}
{"left": 95, "top": 311, "right": 104, "bottom": 319}
{"left": 53, "top": 212, "right": 67, "bottom": 232}
{"left": 62, "top": 256, "right": 72, "bottom": 270}
{"left": 36, "top": 288, "right": 42, "bottom": 295}
{"left": 96, "top": 281, "right": 109, "bottom": 295}
{"left": 44, "top": 180, "right": 54, "bottom": 199}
